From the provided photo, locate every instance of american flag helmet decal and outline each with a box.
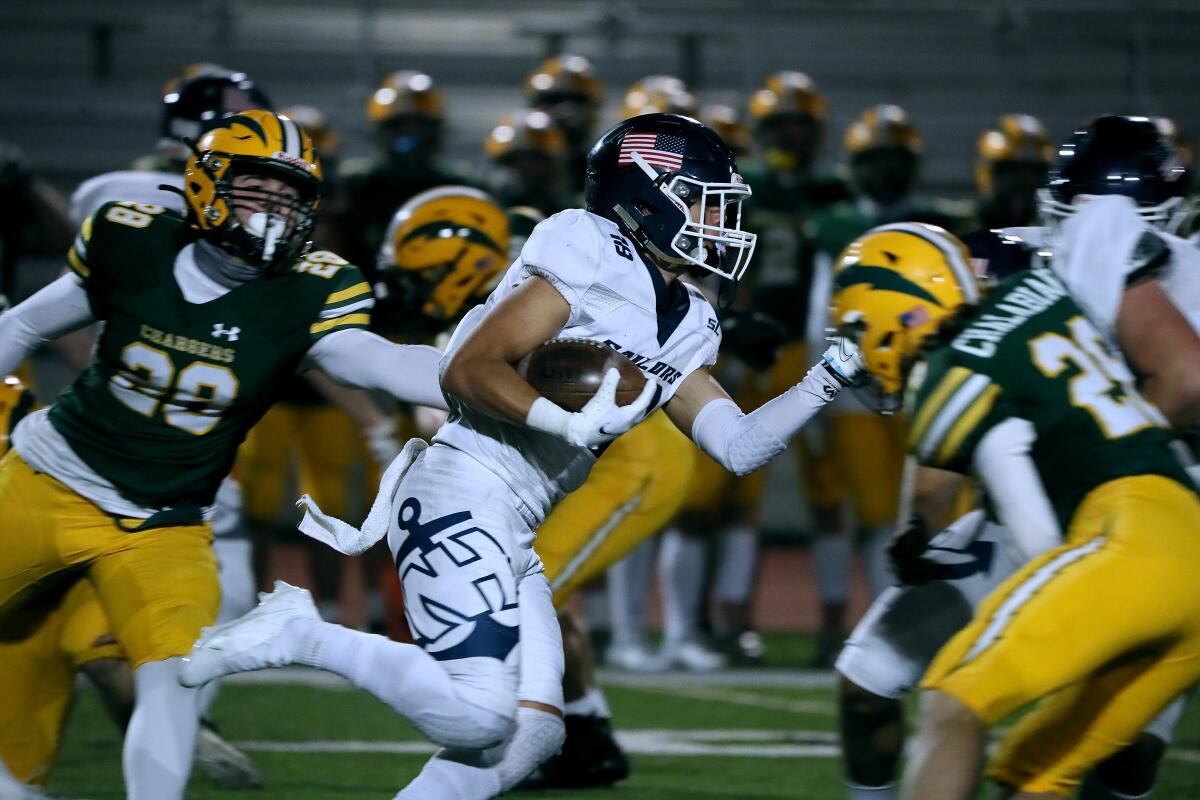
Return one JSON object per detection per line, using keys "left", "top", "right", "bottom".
{"left": 618, "top": 131, "right": 687, "bottom": 171}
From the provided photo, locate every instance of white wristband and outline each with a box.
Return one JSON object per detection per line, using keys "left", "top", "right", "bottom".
{"left": 525, "top": 396, "right": 572, "bottom": 439}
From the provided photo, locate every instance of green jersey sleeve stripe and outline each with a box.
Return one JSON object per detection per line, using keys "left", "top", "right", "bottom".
{"left": 916, "top": 373, "right": 993, "bottom": 462}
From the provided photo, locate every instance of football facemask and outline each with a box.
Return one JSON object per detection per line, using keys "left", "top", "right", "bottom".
{"left": 622, "top": 150, "right": 757, "bottom": 281}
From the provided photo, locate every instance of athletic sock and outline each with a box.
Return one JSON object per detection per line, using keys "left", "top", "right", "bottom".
{"left": 847, "top": 782, "right": 898, "bottom": 799}
{"left": 563, "top": 686, "right": 611, "bottom": 719}
{"left": 714, "top": 524, "right": 758, "bottom": 605}
{"left": 812, "top": 529, "right": 852, "bottom": 606}
{"left": 658, "top": 528, "right": 706, "bottom": 644}
{"left": 606, "top": 537, "right": 656, "bottom": 648}
{"left": 125, "top": 658, "right": 200, "bottom": 800}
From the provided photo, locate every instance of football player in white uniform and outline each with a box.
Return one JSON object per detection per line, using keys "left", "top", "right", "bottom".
{"left": 183, "top": 113, "right": 864, "bottom": 799}
{"left": 834, "top": 115, "right": 1200, "bottom": 800}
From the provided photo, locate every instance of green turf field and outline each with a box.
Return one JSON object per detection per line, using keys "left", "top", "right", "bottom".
{"left": 48, "top": 636, "right": 1200, "bottom": 799}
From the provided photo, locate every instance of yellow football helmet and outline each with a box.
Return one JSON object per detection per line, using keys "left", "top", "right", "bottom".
{"left": 700, "top": 104, "right": 753, "bottom": 156}
{"left": 485, "top": 110, "right": 568, "bottom": 163}
{"left": 830, "top": 223, "right": 981, "bottom": 411}
{"left": 367, "top": 70, "right": 444, "bottom": 123}
{"left": 975, "top": 114, "right": 1053, "bottom": 197}
{"left": 183, "top": 109, "right": 322, "bottom": 271}
{"left": 748, "top": 71, "right": 828, "bottom": 123}
{"left": 844, "top": 105, "right": 923, "bottom": 156}
{"left": 524, "top": 54, "right": 603, "bottom": 145}
{"left": 621, "top": 75, "right": 697, "bottom": 119}
{"left": 525, "top": 54, "right": 603, "bottom": 107}
{"left": 375, "top": 186, "right": 510, "bottom": 333}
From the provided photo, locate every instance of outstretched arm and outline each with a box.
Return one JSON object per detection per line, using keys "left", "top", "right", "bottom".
{"left": 304, "top": 329, "right": 448, "bottom": 411}
{"left": 0, "top": 273, "right": 95, "bottom": 376}
{"left": 666, "top": 341, "right": 860, "bottom": 476}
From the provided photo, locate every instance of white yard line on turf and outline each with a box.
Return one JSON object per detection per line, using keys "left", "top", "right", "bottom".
{"left": 232, "top": 732, "right": 1200, "bottom": 764}
{"left": 621, "top": 683, "right": 835, "bottom": 716}
{"left": 222, "top": 666, "right": 837, "bottom": 690}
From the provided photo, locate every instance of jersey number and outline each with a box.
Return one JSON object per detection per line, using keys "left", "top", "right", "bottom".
{"left": 294, "top": 251, "right": 347, "bottom": 279}
{"left": 1029, "top": 315, "right": 1156, "bottom": 439}
{"left": 104, "top": 202, "right": 167, "bottom": 229}
{"left": 109, "top": 343, "right": 238, "bottom": 436}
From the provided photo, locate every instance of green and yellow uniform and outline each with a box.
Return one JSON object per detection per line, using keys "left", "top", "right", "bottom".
{"left": 0, "top": 201, "right": 372, "bottom": 676}
{"left": 913, "top": 265, "right": 1200, "bottom": 795}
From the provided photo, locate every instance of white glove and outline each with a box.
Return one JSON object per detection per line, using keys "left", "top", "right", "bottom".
{"left": 525, "top": 368, "right": 657, "bottom": 448}
{"left": 821, "top": 337, "right": 865, "bottom": 386}
{"left": 363, "top": 420, "right": 402, "bottom": 469}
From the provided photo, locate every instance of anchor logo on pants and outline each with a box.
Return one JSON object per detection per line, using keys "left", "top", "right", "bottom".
{"left": 392, "top": 497, "right": 519, "bottom": 661}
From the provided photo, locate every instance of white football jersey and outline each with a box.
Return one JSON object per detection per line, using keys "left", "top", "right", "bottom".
{"left": 434, "top": 209, "right": 722, "bottom": 522}
{"left": 1044, "top": 195, "right": 1200, "bottom": 341}
{"left": 70, "top": 170, "right": 183, "bottom": 227}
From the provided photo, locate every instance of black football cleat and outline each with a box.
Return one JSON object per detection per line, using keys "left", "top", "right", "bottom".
{"left": 526, "top": 714, "right": 631, "bottom": 789}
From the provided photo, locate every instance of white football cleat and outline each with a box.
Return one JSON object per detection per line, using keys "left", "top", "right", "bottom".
{"left": 181, "top": 580, "right": 319, "bottom": 687}
{"left": 660, "top": 638, "right": 727, "bottom": 672}
{"left": 604, "top": 641, "right": 669, "bottom": 673}
{"left": 195, "top": 719, "right": 264, "bottom": 789}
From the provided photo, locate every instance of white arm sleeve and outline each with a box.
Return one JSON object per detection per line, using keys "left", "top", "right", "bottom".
{"left": 0, "top": 273, "right": 95, "bottom": 375}
{"left": 304, "top": 329, "right": 448, "bottom": 411}
{"left": 972, "top": 417, "right": 1061, "bottom": 563}
{"left": 690, "top": 360, "right": 844, "bottom": 476}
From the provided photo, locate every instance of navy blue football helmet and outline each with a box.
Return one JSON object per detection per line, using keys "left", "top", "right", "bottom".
{"left": 160, "top": 66, "right": 273, "bottom": 154}
{"left": 585, "top": 113, "right": 756, "bottom": 280}
{"left": 1040, "top": 115, "right": 1191, "bottom": 232}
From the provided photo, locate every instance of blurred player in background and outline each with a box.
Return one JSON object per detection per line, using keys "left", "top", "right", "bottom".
{"left": 803, "top": 104, "right": 970, "bottom": 665}
{"left": 485, "top": 109, "right": 575, "bottom": 216}
{"left": 973, "top": 113, "right": 1053, "bottom": 230}
{"left": 524, "top": 54, "right": 604, "bottom": 198}
{"left": 0, "top": 142, "right": 74, "bottom": 307}
{"left": 333, "top": 70, "right": 479, "bottom": 271}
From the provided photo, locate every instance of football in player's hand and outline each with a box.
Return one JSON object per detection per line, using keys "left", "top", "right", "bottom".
{"left": 517, "top": 339, "right": 647, "bottom": 412}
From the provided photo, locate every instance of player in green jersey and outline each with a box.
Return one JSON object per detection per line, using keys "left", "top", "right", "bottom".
{"left": 0, "top": 109, "right": 445, "bottom": 800}
{"left": 830, "top": 222, "right": 1200, "bottom": 798}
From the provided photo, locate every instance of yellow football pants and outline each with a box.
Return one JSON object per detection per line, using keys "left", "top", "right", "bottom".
{"left": 539, "top": 410, "right": 695, "bottom": 607}
{"left": 806, "top": 413, "right": 906, "bottom": 526}
{"left": 923, "top": 474, "right": 1200, "bottom": 795}
{"left": 0, "top": 450, "right": 218, "bottom": 669}
{"left": 0, "top": 577, "right": 122, "bottom": 784}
